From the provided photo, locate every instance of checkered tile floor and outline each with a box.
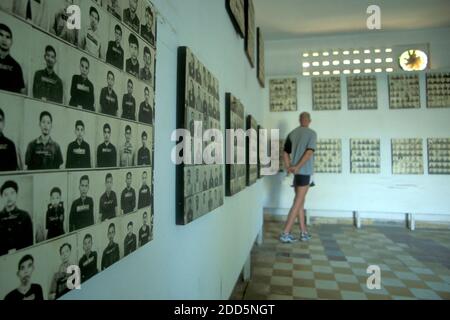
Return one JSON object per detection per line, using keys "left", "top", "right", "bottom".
{"left": 231, "top": 221, "right": 450, "bottom": 300}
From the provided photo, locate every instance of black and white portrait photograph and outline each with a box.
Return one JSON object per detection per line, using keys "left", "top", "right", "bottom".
{"left": 99, "top": 218, "right": 123, "bottom": 271}
{"left": 98, "top": 171, "right": 119, "bottom": 222}
{"left": 0, "top": 175, "right": 34, "bottom": 257}
{"left": 33, "top": 173, "right": 68, "bottom": 244}
{"left": 99, "top": 68, "right": 122, "bottom": 117}
{"left": 22, "top": 100, "right": 65, "bottom": 171}
{"left": 119, "top": 169, "right": 137, "bottom": 215}
{"left": 11, "top": 0, "right": 49, "bottom": 30}
{"left": 121, "top": 77, "right": 141, "bottom": 121}
{"left": 139, "top": 44, "right": 155, "bottom": 88}
{"left": 139, "top": 2, "right": 156, "bottom": 47}
{"left": 123, "top": 0, "right": 141, "bottom": 34}
{"left": 0, "top": 92, "right": 24, "bottom": 172}
{"left": 226, "top": 0, "right": 245, "bottom": 38}
{"left": 137, "top": 125, "right": 153, "bottom": 166}
{"left": 103, "top": 0, "right": 124, "bottom": 22}
{"left": 0, "top": 11, "right": 30, "bottom": 95}
{"left": 68, "top": 172, "right": 95, "bottom": 232}
{"left": 124, "top": 26, "right": 143, "bottom": 79}
{"left": 30, "top": 34, "right": 66, "bottom": 105}
{"left": 137, "top": 208, "right": 153, "bottom": 247}
{"left": 96, "top": 117, "right": 120, "bottom": 168}
{"left": 106, "top": 22, "right": 125, "bottom": 70}
{"left": 48, "top": 0, "right": 81, "bottom": 47}
{"left": 136, "top": 168, "right": 152, "bottom": 210}
{"left": 79, "top": 1, "right": 108, "bottom": 61}
{"left": 77, "top": 223, "right": 102, "bottom": 284}
{"left": 121, "top": 211, "right": 141, "bottom": 257}
{"left": 119, "top": 121, "right": 138, "bottom": 167}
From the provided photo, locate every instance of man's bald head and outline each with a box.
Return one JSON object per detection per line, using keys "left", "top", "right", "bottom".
{"left": 299, "top": 112, "right": 311, "bottom": 127}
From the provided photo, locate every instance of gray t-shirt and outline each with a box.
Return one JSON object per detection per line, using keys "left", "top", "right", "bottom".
{"left": 284, "top": 126, "right": 317, "bottom": 175}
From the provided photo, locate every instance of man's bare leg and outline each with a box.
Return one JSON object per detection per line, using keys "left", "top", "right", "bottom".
{"left": 283, "top": 186, "right": 303, "bottom": 234}
{"left": 296, "top": 186, "right": 309, "bottom": 234}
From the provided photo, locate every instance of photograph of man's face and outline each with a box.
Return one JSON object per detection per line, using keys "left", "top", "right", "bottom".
{"left": 40, "top": 114, "right": 52, "bottom": 136}
{"left": 79, "top": 178, "right": 89, "bottom": 197}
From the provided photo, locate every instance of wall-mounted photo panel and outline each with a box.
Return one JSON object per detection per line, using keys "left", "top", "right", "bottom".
{"left": 269, "top": 78, "right": 297, "bottom": 112}
{"left": 0, "top": 92, "right": 25, "bottom": 172}
{"left": 0, "top": 11, "right": 31, "bottom": 96}
{"left": 347, "top": 75, "right": 377, "bottom": 110}
{"left": 246, "top": 115, "right": 258, "bottom": 186}
{"left": 315, "top": 139, "right": 342, "bottom": 174}
{"left": 389, "top": 74, "right": 420, "bottom": 109}
{"left": 428, "top": 138, "right": 450, "bottom": 175}
{"left": 257, "top": 28, "right": 265, "bottom": 88}
{"left": 350, "top": 139, "right": 380, "bottom": 174}
{"left": 244, "top": 0, "right": 255, "bottom": 68}
{"left": 177, "top": 47, "right": 223, "bottom": 225}
{"left": 426, "top": 72, "right": 450, "bottom": 109}
{"left": 225, "top": 93, "right": 246, "bottom": 196}
{"left": 392, "top": 138, "right": 424, "bottom": 174}
{"left": 312, "top": 77, "right": 341, "bottom": 111}
{"left": 226, "top": 0, "right": 245, "bottom": 38}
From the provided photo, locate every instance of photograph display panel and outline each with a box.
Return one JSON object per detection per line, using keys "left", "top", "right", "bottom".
{"left": 426, "top": 72, "right": 450, "bottom": 109}
{"left": 244, "top": 0, "right": 255, "bottom": 67}
{"left": 177, "top": 47, "right": 223, "bottom": 226}
{"left": 0, "top": 1, "right": 156, "bottom": 300}
{"left": 246, "top": 115, "right": 258, "bottom": 186}
{"left": 312, "top": 77, "right": 341, "bottom": 111}
{"left": 347, "top": 75, "right": 378, "bottom": 110}
{"left": 225, "top": 93, "right": 246, "bottom": 197}
{"left": 350, "top": 139, "right": 381, "bottom": 174}
{"left": 315, "top": 139, "right": 342, "bottom": 174}
{"left": 392, "top": 138, "right": 424, "bottom": 175}
{"left": 226, "top": 0, "right": 245, "bottom": 38}
{"left": 428, "top": 138, "right": 450, "bottom": 175}
{"left": 269, "top": 78, "right": 297, "bottom": 112}
{"left": 257, "top": 28, "right": 265, "bottom": 88}
{"left": 389, "top": 74, "right": 420, "bottom": 109}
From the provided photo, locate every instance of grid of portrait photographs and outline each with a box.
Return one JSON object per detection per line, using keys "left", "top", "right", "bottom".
{"left": 350, "top": 139, "right": 381, "bottom": 174}
{"left": 226, "top": 0, "right": 245, "bottom": 38}
{"left": 257, "top": 27, "right": 265, "bottom": 88}
{"left": 392, "top": 139, "right": 424, "bottom": 175}
{"left": 426, "top": 72, "right": 450, "bottom": 109}
{"left": 347, "top": 75, "right": 378, "bottom": 110}
{"left": 225, "top": 93, "right": 247, "bottom": 197}
{"left": 0, "top": 0, "right": 156, "bottom": 300}
{"left": 269, "top": 78, "right": 297, "bottom": 112}
{"left": 312, "top": 77, "right": 341, "bottom": 111}
{"left": 246, "top": 115, "right": 258, "bottom": 186}
{"left": 428, "top": 138, "right": 450, "bottom": 175}
{"left": 314, "top": 139, "right": 342, "bottom": 174}
{"left": 277, "top": 139, "right": 285, "bottom": 172}
{"left": 177, "top": 46, "right": 223, "bottom": 226}
{"left": 244, "top": 0, "right": 255, "bottom": 68}
{"left": 389, "top": 74, "right": 420, "bottom": 109}
{"left": 257, "top": 125, "right": 267, "bottom": 179}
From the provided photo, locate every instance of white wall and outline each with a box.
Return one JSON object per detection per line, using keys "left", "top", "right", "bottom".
{"left": 261, "top": 27, "right": 450, "bottom": 220}
{"left": 64, "top": 0, "right": 265, "bottom": 300}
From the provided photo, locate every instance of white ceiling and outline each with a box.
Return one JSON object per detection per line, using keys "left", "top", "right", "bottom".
{"left": 254, "top": 0, "right": 450, "bottom": 41}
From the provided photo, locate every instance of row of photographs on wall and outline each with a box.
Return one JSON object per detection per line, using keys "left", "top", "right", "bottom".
{"left": 0, "top": 93, "right": 153, "bottom": 173}
{"left": 286, "top": 138, "right": 450, "bottom": 175}
{"left": 246, "top": 115, "right": 259, "bottom": 185}
{"left": 0, "top": 9, "right": 156, "bottom": 125}
{"left": 0, "top": 208, "right": 153, "bottom": 300}
{"left": 0, "top": 167, "right": 153, "bottom": 259}
{"left": 269, "top": 72, "right": 450, "bottom": 112}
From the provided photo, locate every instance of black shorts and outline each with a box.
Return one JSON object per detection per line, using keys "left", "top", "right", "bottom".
{"left": 292, "top": 175, "right": 311, "bottom": 187}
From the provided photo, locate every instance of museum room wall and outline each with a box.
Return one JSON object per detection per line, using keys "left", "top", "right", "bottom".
{"left": 65, "top": 0, "right": 265, "bottom": 299}
{"left": 261, "top": 27, "right": 450, "bottom": 222}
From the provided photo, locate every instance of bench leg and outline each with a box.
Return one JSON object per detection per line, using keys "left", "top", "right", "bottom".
{"left": 353, "top": 211, "right": 361, "bottom": 229}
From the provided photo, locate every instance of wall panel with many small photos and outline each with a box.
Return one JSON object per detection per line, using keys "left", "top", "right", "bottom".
{"left": 0, "top": 0, "right": 157, "bottom": 300}
{"left": 177, "top": 47, "right": 223, "bottom": 226}
{"left": 347, "top": 75, "right": 377, "bottom": 110}
{"left": 269, "top": 78, "right": 297, "bottom": 112}
{"left": 312, "top": 77, "right": 341, "bottom": 111}
{"left": 427, "top": 72, "right": 450, "bottom": 109}
{"left": 428, "top": 138, "right": 450, "bottom": 175}
{"left": 392, "top": 139, "right": 424, "bottom": 175}
{"left": 314, "top": 139, "right": 342, "bottom": 174}
{"left": 350, "top": 139, "right": 381, "bottom": 174}
{"left": 246, "top": 115, "right": 258, "bottom": 186}
{"left": 389, "top": 74, "right": 420, "bottom": 109}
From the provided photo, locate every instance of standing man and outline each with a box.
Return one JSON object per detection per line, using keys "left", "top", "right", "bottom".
{"left": 126, "top": 33, "right": 140, "bottom": 78}
{"left": 123, "top": 221, "right": 137, "bottom": 256}
{"left": 66, "top": 120, "right": 92, "bottom": 169}
{"left": 138, "top": 87, "right": 153, "bottom": 125}
{"left": 33, "top": 45, "right": 64, "bottom": 104}
{"left": 119, "top": 125, "right": 135, "bottom": 167}
{"left": 121, "top": 79, "right": 136, "bottom": 121}
{"left": 138, "top": 211, "right": 150, "bottom": 247}
{"left": 4, "top": 255, "right": 44, "bottom": 300}
{"left": 121, "top": 172, "right": 136, "bottom": 215}
{"left": 69, "top": 175, "right": 94, "bottom": 232}
{"left": 141, "top": 6, "right": 155, "bottom": 46}
{"left": 99, "top": 173, "right": 118, "bottom": 222}
{"left": 25, "top": 111, "right": 64, "bottom": 170}
{"left": 97, "top": 123, "right": 117, "bottom": 168}
{"left": 137, "top": 131, "right": 151, "bottom": 166}
{"left": 69, "top": 57, "right": 95, "bottom": 111}
{"left": 80, "top": 6, "right": 103, "bottom": 59}
{"left": 78, "top": 234, "right": 98, "bottom": 283}
{"left": 0, "top": 107, "right": 19, "bottom": 171}
{"left": 101, "top": 223, "right": 120, "bottom": 270}
{"left": 0, "top": 181, "right": 33, "bottom": 256}
{"left": 139, "top": 46, "right": 153, "bottom": 86}
{"left": 280, "top": 112, "right": 317, "bottom": 243}
{"left": 99, "top": 71, "right": 119, "bottom": 116}
{"left": 123, "top": 0, "right": 140, "bottom": 33}
{"left": 137, "top": 171, "right": 151, "bottom": 209}
{"left": 0, "top": 23, "right": 26, "bottom": 94}
{"left": 106, "top": 24, "right": 124, "bottom": 70}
